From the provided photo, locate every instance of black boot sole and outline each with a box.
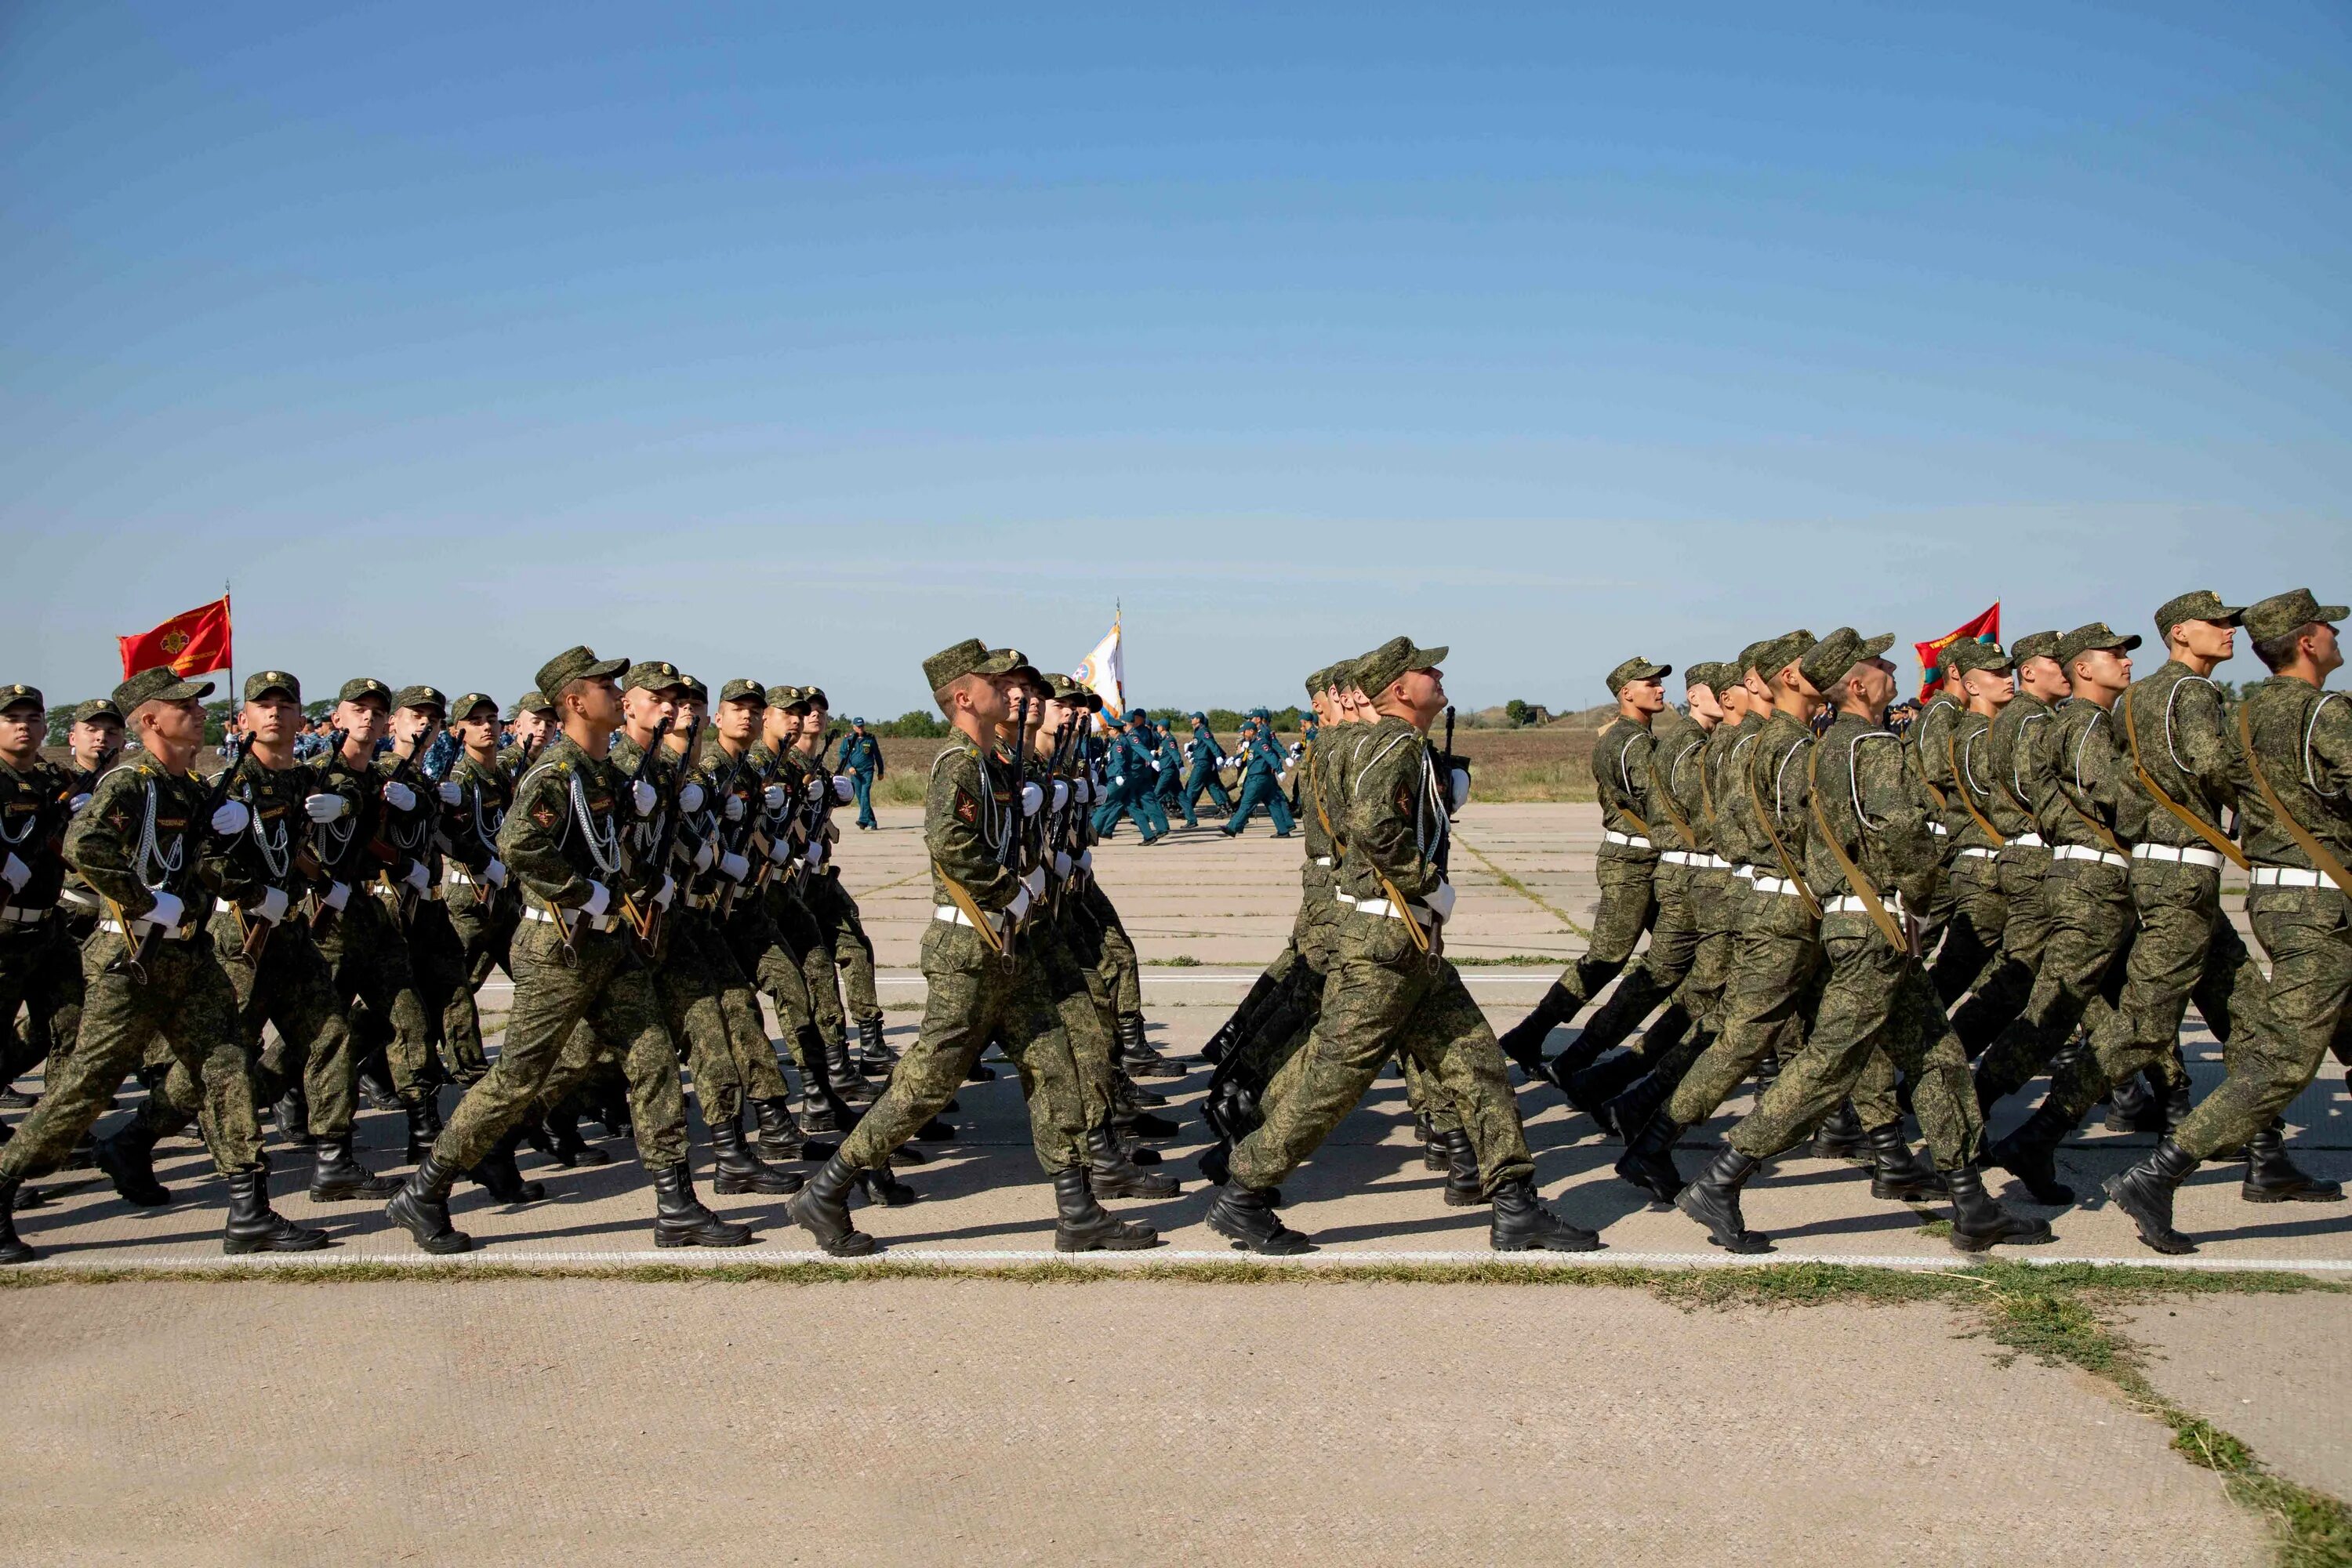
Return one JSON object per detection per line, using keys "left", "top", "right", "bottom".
{"left": 1987, "top": 1147, "right": 2076, "bottom": 1207}
{"left": 309, "top": 1178, "right": 401, "bottom": 1202}
{"left": 1947, "top": 1218, "right": 2056, "bottom": 1253}
{"left": 1055, "top": 1225, "right": 1162, "bottom": 1252}
{"left": 1442, "top": 1185, "right": 1486, "bottom": 1208}
{"left": 94, "top": 1142, "right": 171, "bottom": 1208}
{"left": 2241, "top": 1182, "right": 2345, "bottom": 1203}
{"left": 787, "top": 1191, "right": 876, "bottom": 1255}
{"left": 655, "top": 1225, "right": 754, "bottom": 1248}
{"left": 386, "top": 1192, "right": 473, "bottom": 1254}
{"left": 1492, "top": 1225, "right": 1602, "bottom": 1253}
{"left": 1674, "top": 1186, "right": 1772, "bottom": 1253}
{"left": 1205, "top": 1210, "right": 1312, "bottom": 1255}
{"left": 1090, "top": 1175, "right": 1181, "bottom": 1200}
{"left": 1869, "top": 1176, "right": 1947, "bottom": 1202}
{"left": 714, "top": 1173, "right": 805, "bottom": 1196}
{"left": 2103, "top": 1173, "right": 2196, "bottom": 1254}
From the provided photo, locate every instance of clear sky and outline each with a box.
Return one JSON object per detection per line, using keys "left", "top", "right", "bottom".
{"left": 5, "top": 2, "right": 2347, "bottom": 716}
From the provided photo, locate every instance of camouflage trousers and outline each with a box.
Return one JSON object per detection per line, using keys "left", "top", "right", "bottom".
{"left": 434, "top": 919, "right": 688, "bottom": 1171}
{"left": 773, "top": 883, "right": 851, "bottom": 1054}
{"left": 315, "top": 891, "right": 435, "bottom": 1104}
{"left": 838, "top": 921, "right": 1089, "bottom": 1176}
{"left": 0, "top": 928, "right": 263, "bottom": 1182}
{"left": 1573, "top": 861, "right": 1699, "bottom": 1054}
{"left": 1668, "top": 887, "right": 1821, "bottom": 1127}
{"left": 722, "top": 885, "right": 820, "bottom": 1058}
{"left": 803, "top": 872, "right": 881, "bottom": 1025}
{"left": 1912, "top": 838, "right": 1958, "bottom": 958}
{"left": 2169, "top": 882, "right": 2352, "bottom": 1160}
{"left": 405, "top": 899, "right": 488, "bottom": 1083}
{"left": 1951, "top": 846, "right": 2052, "bottom": 1054}
{"left": 444, "top": 877, "right": 518, "bottom": 992}
{"left": 1034, "top": 918, "right": 1125, "bottom": 1129}
{"left": 1730, "top": 916, "right": 1982, "bottom": 1167}
{"left": 1598, "top": 865, "right": 1744, "bottom": 1075}
{"left": 1926, "top": 851, "right": 2005, "bottom": 1007}
{"left": 539, "top": 910, "right": 757, "bottom": 1133}
{"left": 0, "top": 917, "right": 83, "bottom": 1087}
{"left": 1556, "top": 851, "right": 1657, "bottom": 1012}
{"left": 139, "top": 911, "right": 359, "bottom": 1142}
{"left": 1229, "top": 908, "right": 1532, "bottom": 1194}
{"left": 1076, "top": 879, "right": 1143, "bottom": 1014}
{"left": 1973, "top": 858, "right": 2132, "bottom": 1098}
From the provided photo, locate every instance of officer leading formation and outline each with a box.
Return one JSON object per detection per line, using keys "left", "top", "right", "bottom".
{"left": 0, "top": 588, "right": 2339, "bottom": 1261}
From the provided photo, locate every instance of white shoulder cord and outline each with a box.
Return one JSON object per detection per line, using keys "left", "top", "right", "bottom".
{"left": 1846, "top": 731, "right": 1900, "bottom": 831}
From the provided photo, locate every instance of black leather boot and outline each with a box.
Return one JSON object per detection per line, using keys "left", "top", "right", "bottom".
{"left": 466, "top": 1130, "right": 546, "bottom": 1204}
{"left": 1495, "top": 981, "right": 1576, "bottom": 1076}
{"left": 2105, "top": 1070, "right": 2165, "bottom": 1133}
{"left": 1088, "top": 1124, "right": 1179, "bottom": 1200}
{"left": 859, "top": 1163, "right": 920, "bottom": 1205}
{"left": 273, "top": 1083, "right": 313, "bottom": 1146}
{"left": 711, "top": 1116, "right": 804, "bottom": 1196}
{"left": 95, "top": 1121, "right": 172, "bottom": 1207}
{"left": 222, "top": 1165, "right": 330, "bottom": 1254}
{"left": 1946, "top": 1162, "right": 2056, "bottom": 1251}
{"left": 1971, "top": 1053, "right": 2033, "bottom": 1119}
{"left": 1439, "top": 1127, "right": 1484, "bottom": 1207}
{"left": 797, "top": 1025, "right": 858, "bottom": 1131}
{"left": 386, "top": 1153, "right": 470, "bottom": 1253}
{"left": 1416, "top": 1112, "right": 1449, "bottom": 1171}
{"left": 1866, "top": 1122, "right": 1946, "bottom": 1200}
{"left": 915, "top": 1116, "right": 956, "bottom": 1142}
{"left": 1122, "top": 1109, "right": 1181, "bottom": 1139}
{"left": 1675, "top": 1147, "right": 1770, "bottom": 1253}
{"left": 652, "top": 1163, "right": 753, "bottom": 1247}
{"left": 1121, "top": 1013, "right": 1181, "bottom": 1078}
{"left": 308, "top": 1133, "right": 399, "bottom": 1201}
{"left": 1599, "top": 1069, "right": 1672, "bottom": 1149}
{"left": 1984, "top": 1102, "right": 2081, "bottom": 1207}
{"left": 357, "top": 1058, "right": 400, "bottom": 1111}
{"left": 547, "top": 1100, "right": 613, "bottom": 1167}
{"left": 1205, "top": 1183, "right": 1311, "bottom": 1253}
{"left": 1614, "top": 1109, "right": 1687, "bottom": 1207}
{"left": 2241, "top": 1121, "right": 2343, "bottom": 1203}
{"left": 1755, "top": 1049, "right": 1781, "bottom": 1086}
{"left": 0, "top": 1180, "right": 33, "bottom": 1264}
{"left": 824, "top": 1036, "right": 876, "bottom": 1102}
{"left": 751, "top": 1096, "right": 808, "bottom": 1161}
{"left": 1809, "top": 1101, "right": 1868, "bottom": 1161}
{"left": 789, "top": 1152, "right": 877, "bottom": 1256}
{"left": 1054, "top": 1165, "right": 1160, "bottom": 1251}
{"left": 856, "top": 1014, "right": 896, "bottom": 1073}
{"left": 402, "top": 1095, "right": 434, "bottom": 1163}
{"left": 2103, "top": 1138, "right": 2201, "bottom": 1254}
{"left": 1563, "top": 1051, "right": 1648, "bottom": 1131}
{"left": 1489, "top": 1177, "right": 1602, "bottom": 1252}
{"left": 2161, "top": 1073, "right": 2194, "bottom": 1132}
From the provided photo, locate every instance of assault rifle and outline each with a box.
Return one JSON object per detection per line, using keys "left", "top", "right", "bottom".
{"left": 307, "top": 729, "right": 361, "bottom": 934}
{"left": 379, "top": 728, "right": 435, "bottom": 923}
{"left": 632, "top": 715, "right": 702, "bottom": 957}
{"left": 114, "top": 736, "right": 243, "bottom": 985}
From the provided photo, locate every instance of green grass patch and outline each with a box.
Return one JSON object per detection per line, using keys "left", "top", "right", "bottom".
{"left": 1450, "top": 953, "right": 1569, "bottom": 967}
{"left": 1147, "top": 954, "right": 1203, "bottom": 967}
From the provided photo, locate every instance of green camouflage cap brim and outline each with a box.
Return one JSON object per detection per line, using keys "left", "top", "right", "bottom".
{"left": 1799, "top": 629, "right": 1896, "bottom": 691}
{"left": 1304, "top": 666, "right": 1334, "bottom": 701}
{"left": 717, "top": 679, "right": 766, "bottom": 706}
{"left": 2010, "top": 630, "right": 2063, "bottom": 666}
{"left": 1934, "top": 641, "right": 1972, "bottom": 675}
{"left": 1044, "top": 673, "right": 1099, "bottom": 709}
{"left": 115, "top": 666, "right": 215, "bottom": 713}
{"left": 2056, "top": 622, "right": 2143, "bottom": 666}
{"left": 1735, "top": 639, "right": 1780, "bottom": 681}
{"left": 449, "top": 691, "right": 498, "bottom": 723}
{"left": 534, "top": 646, "right": 629, "bottom": 699}
{"left": 1605, "top": 656, "right": 1672, "bottom": 696}
{"left": 0, "top": 683, "right": 43, "bottom": 715}
{"left": 766, "top": 684, "right": 808, "bottom": 710}
{"left": 71, "top": 698, "right": 122, "bottom": 726}
{"left": 336, "top": 677, "right": 392, "bottom": 709}
{"left": 677, "top": 675, "right": 709, "bottom": 703}
{"left": 922, "top": 638, "right": 1034, "bottom": 691}
{"left": 392, "top": 684, "right": 448, "bottom": 715}
{"left": 506, "top": 689, "right": 554, "bottom": 721}
{"left": 2154, "top": 590, "right": 2246, "bottom": 638}
{"left": 2244, "top": 587, "right": 2349, "bottom": 644}
{"left": 1354, "top": 636, "right": 1449, "bottom": 697}
{"left": 623, "top": 659, "right": 687, "bottom": 694}
{"left": 1759, "top": 630, "right": 1820, "bottom": 684}
{"left": 1685, "top": 661, "right": 1735, "bottom": 695}
{"left": 1947, "top": 641, "right": 2013, "bottom": 678}
{"left": 243, "top": 670, "right": 301, "bottom": 705}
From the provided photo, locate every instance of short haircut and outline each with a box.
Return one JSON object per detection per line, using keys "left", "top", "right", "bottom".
{"left": 933, "top": 673, "right": 982, "bottom": 718}
{"left": 2254, "top": 623, "right": 2318, "bottom": 673}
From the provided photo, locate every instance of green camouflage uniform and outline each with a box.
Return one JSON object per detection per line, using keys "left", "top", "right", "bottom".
{"left": 1906, "top": 690, "right": 1966, "bottom": 960}
{"left": 0, "top": 750, "right": 83, "bottom": 1090}
{"left": 1572, "top": 705, "right": 1710, "bottom": 1055}
{"left": 1949, "top": 680, "right": 2059, "bottom": 1051}
{"left": 1565, "top": 713, "right": 1663, "bottom": 1014}
{"left": 717, "top": 740, "right": 822, "bottom": 1051}
{"left": 307, "top": 744, "right": 437, "bottom": 1109}
{"left": 1925, "top": 705, "right": 2007, "bottom": 1004}
{"left": 437, "top": 748, "right": 522, "bottom": 1073}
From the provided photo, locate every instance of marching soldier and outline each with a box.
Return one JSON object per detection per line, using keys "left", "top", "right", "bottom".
{"left": 1922, "top": 641, "right": 2018, "bottom": 1006}
{"left": 794, "top": 691, "right": 891, "bottom": 1073}
{"left": 1221, "top": 714, "right": 1295, "bottom": 838}
{"left": 1183, "top": 710, "right": 1236, "bottom": 819}
{"left": 501, "top": 691, "right": 555, "bottom": 774}
{"left": 1093, "top": 710, "right": 1171, "bottom": 844}
{"left": 835, "top": 716, "right": 884, "bottom": 830}
{"left": 0, "top": 684, "right": 84, "bottom": 1108}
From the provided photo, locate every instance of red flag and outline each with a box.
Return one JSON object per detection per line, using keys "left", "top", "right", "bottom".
{"left": 118, "top": 596, "right": 234, "bottom": 680}
{"left": 1915, "top": 603, "right": 1999, "bottom": 699}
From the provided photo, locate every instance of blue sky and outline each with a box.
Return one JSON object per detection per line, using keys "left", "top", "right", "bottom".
{"left": 5, "top": 2, "right": 2347, "bottom": 715}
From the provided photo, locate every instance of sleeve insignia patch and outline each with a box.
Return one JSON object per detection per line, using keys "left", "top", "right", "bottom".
{"left": 954, "top": 786, "right": 979, "bottom": 826}
{"left": 530, "top": 801, "right": 557, "bottom": 827}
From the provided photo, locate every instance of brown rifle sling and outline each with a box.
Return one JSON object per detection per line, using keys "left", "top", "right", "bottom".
{"left": 2238, "top": 706, "right": 2352, "bottom": 899}
{"left": 1744, "top": 742, "right": 1822, "bottom": 920}
{"left": 1944, "top": 731, "right": 2008, "bottom": 849}
{"left": 2122, "top": 692, "right": 2249, "bottom": 871}
{"left": 1807, "top": 743, "right": 1908, "bottom": 953}
{"left": 1648, "top": 749, "right": 1698, "bottom": 851}
{"left": 935, "top": 866, "right": 1007, "bottom": 955}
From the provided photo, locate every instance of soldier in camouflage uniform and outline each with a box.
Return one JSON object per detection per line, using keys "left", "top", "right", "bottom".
{"left": 0, "top": 668, "right": 326, "bottom": 1263}
{"left": 386, "top": 645, "right": 752, "bottom": 1254}
{"left": 1205, "top": 637, "right": 1599, "bottom": 1254}
{"left": 499, "top": 691, "right": 555, "bottom": 775}
{"left": 1495, "top": 656, "right": 1669, "bottom": 1085}
{"left": 1670, "top": 630, "right": 2053, "bottom": 1254}
{"left": 438, "top": 694, "right": 523, "bottom": 1036}
{"left": 1922, "top": 641, "right": 2016, "bottom": 1006}
{"left": 760, "top": 687, "right": 875, "bottom": 1104}
{"left": 1904, "top": 645, "right": 1969, "bottom": 972}
{"left": 2103, "top": 589, "right": 2350, "bottom": 1252}
{"left": 789, "top": 639, "right": 1160, "bottom": 1257}
{"left": 0, "top": 684, "right": 84, "bottom": 1109}
{"left": 791, "top": 688, "right": 892, "bottom": 1073}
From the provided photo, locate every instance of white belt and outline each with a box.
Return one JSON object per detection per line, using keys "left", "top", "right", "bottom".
{"left": 1733, "top": 865, "right": 1756, "bottom": 880}
{"left": 935, "top": 904, "right": 1006, "bottom": 936}
{"left": 1956, "top": 846, "right": 2001, "bottom": 861}
{"left": 0, "top": 905, "right": 54, "bottom": 925}
{"left": 97, "top": 916, "right": 194, "bottom": 942}
{"left": 1693, "top": 854, "right": 1732, "bottom": 870}
{"left": 377, "top": 881, "right": 443, "bottom": 903}
{"left": 1602, "top": 830, "right": 1651, "bottom": 848}
{"left": 2250, "top": 866, "right": 2332, "bottom": 888}
{"left": 1825, "top": 892, "right": 1906, "bottom": 918}
{"left": 1352, "top": 897, "right": 1436, "bottom": 927}
{"left": 2053, "top": 844, "right": 2129, "bottom": 869}
{"left": 1751, "top": 876, "right": 1808, "bottom": 898}
{"left": 1927, "top": 822, "right": 1948, "bottom": 837}
{"left": 1660, "top": 850, "right": 1694, "bottom": 866}
{"left": 2009, "top": 833, "right": 2045, "bottom": 848}
{"left": 444, "top": 867, "right": 485, "bottom": 888}
{"left": 522, "top": 906, "right": 618, "bottom": 933}
{"left": 1313, "top": 856, "right": 1334, "bottom": 868}
{"left": 2133, "top": 843, "right": 2226, "bottom": 871}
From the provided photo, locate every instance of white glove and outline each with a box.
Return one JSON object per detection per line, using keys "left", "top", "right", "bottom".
{"left": 382, "top": 781, "right": 416, "bottom": 812}
{"left": 833, "top": 775, "right": 854, "bottom": 804}
{"left": 1053, "top": 850, "right": 1073, "bottom": 878}
{"left": 693, "top": 839, "right": 715, "bottom": 871}
{"left": 1020, "top": 782, "right": 1044, "bottom": 816}
{"left": 1149, "top": 760, "right": 1163, "bottom": 773}
{"left": 210, "top": 800, "right": 251, "bottom": 836}
{"left": 764, "top": 784, "right": 787, "bottom": 811}
{"left": 1022, "top": 865, "right": 1047, "bottom": 900}
{"left": 804, "top": 843, "right": 823, "bottom": 870}
{"left": 0, "top": 853, "right": 27, "bottom": 892}
{"left": 437, "top": 781, "right": 463, "bottom": 806}
{"left": 724, "top": 795, "right": 745, "bottom": 821}
{"left": 630, "top": 780, "right": 657, "bottom": 815}
{"left": 145, "top": 889, "right": 186, "bottom": 928}
{"left": 253, "top": 887, "right": 290, "bottom": 924}
{"left": 484, "top": 858, "right": 508, "bottom": 887}
{"left": 1008, "top": 885, "right": 1033, "bottom": 922}
{"left": 404, "top": 861, "right": 430, "bottom": 891}
{"left": 805, "top": 776, "right": 827, "bottom": 804}
{"left": 654, "top": 874, "right": 677, "bottom": 909}
{"left": 322, "top": 880, "right": 351, "bottom": 911}
{"left": 678, "top": 782, "right": 705, "bottom": 813}
{"left": 1078, "top": 848, "right": 1094, "bottom": 871}
{"left": 305, "top": 792, "right": 347, "bottom": 823}
{"left": 1450, "top": 768, "right": 1471, "bottom": 810}
{"left": 580, "top": 880, "right": 611, "bottom": 918}
{"left": 719, "top": 850, "right": 750, "bottom": 880}
{"left": 1051, "top": 779, "right": 1070, "bottom": 811}
{"left": 1112, "top": 775, "right": 1125, "bottom": 787}
{"left": 1422, "top": 880, "right": 1457, "bottom": 923}
{"left": 769, "top": 837, "right": 793, "bottom": 864}
{"left": 69, "top": 792, "right": 91, "bottom": 811}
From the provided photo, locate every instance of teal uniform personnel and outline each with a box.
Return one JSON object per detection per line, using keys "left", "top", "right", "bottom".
{"left": 835, "top": 720, "right": 884, "bottom": 830}
{"left": 1091, "top": 712, "right": 1169, "bottom": 844}
{"left": 1224, "top": 720, "right": 1296, "bottom": 838}
{"left": 1184, "top": 713, "right": 1236, "bottom": 818}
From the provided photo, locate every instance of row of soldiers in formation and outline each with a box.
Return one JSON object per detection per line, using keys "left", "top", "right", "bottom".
{"left": 1412, "top": 586, "right": 2344, "bottom": 1256}
{"left": 1087, "top": 706, "right": 1303, "bottom": 843}
{"left": 0, "top": 655, "right": 1194, "bottom": 1261}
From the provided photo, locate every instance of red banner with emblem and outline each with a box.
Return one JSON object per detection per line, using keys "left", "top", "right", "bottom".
{"left": 118, "top": 596, "right": 234, "bottom": 680}
{"left": 1915, "top": 603, "right": 1999, "bottom": 699}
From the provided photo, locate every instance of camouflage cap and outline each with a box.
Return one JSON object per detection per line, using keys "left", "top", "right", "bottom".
{"left": 449, "top": 691, "right": 499, "bottom": 723}
{"left": 507, "top": 689, "right": 555, "bottom": 720}
{"left": 1799, "top": 628, "right": 1896, "bottom": 691}
{"left": 533, "top": 646, "right": 627, "bottom": 699}
{"left": 1355, "top": 636, "right": 1449, "bottom": 697}
{"left": 1606, "top": 656, "right": 1671, "bottom": 695}
{"left": 921, "top": 638, "right": 1033, "bottom": 692}
{"left": 677, "top": 674, "right": 709, "bottom": 703}
{"left": 115, "top": 666, "right": 214, "bottom": 713}
{"left": 1685, "top": 661, "right": 1736, "bottom": 694}
{"left": 71, "top": 697, "right": 122, "bottom": 726}
{"left": 1947, "top": 640, "right": 2013, "bottom": 677}
{"left": 717, "top": 679, "right": 766, "bottom": 706}
{"left": 2010, "top": 630, "right": 2063, "bottom": 666}
{"left": 336, "top": 677, "right": 392, "bottom": 708}
{"left": 243, "top": 670, "right": 301, "bottom": 705}
{"left": 1735, "top": 638, "right": 1780, "bottom": 681}
{"left": 1757, "top": 630, "right": 1820, "bottom": 683}
{"left": 800, "top": 685, "right": 828, "bottom": 710}
{"left": 1933, "top": 641, "right": 1972, "bottom": 675}
{"left": 766, "top": 684, "right": 808, "bottom": 710}
{"left": 392, "top": 684, "right": 447, "bottom": 715}
{"left": 0, "top": 683, "right": 42, "bottom": 714}
{"left": 622, "top": 659, "right": 686, "bottom": 694}
{"left": 2056, "top": 622, "right": 2143, "bottom": 666}
{"left": 2245, "top": 587, "right": 2349, "bottom": 644}
{"left": 1304, "top": 666, "right": 1333, "bottom": 702}
{"left": 2154, "top": 589, "right": 2246, "bottom": 638}
{"left": 1044, "top": 673, "right": 1102, "bottom": 710}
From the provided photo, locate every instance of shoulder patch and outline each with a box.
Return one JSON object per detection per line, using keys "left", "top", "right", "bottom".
{"left": 954, "top": 786, "right": 979, "bottom": 826}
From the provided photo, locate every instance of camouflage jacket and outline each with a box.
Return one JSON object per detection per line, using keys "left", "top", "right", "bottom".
{"left": 499, "top": 734, "right": 643, "bottom": 913}
{"left": 1704, "top": 710, "right": 1767, "bottom": 869}
{"left": 1985, "top": 691, "right": 2056, "bottom": 842}
{"left": 0, "top": 753, "right": 76, "bottom": 913}
{"left": 609, "top": 731, "right": 705, "bottom": 891}
{"left": 927, "top": 733, "right": 1022, "bottom": 913}
{"left": 1336, "top": 717, "right": 1449, "bottom": 909}
{"left": 65, "top": 753, "right": 222, "bottom": 927}
{"left": 2027, "top": 698, "right": 2147, "bottom": 852}
{"left": 1945, "top": 711, "right": 2004, "bottom": 853}
{"left": 374, "top": 748, "right": 439, "bottom": 887}
{"left": 438, "top": 750, "right": 513, "bottom": 877}
{"left": 310, "top": 744, "right": 415, "bottom": 895}
{"left": 205, "top": 751, "right": 324, "bottom": 910}
{"left": 1744, "top": 711, "right": 1820, "bottom": 887}
{"left": 1907, "top": 693, "right": 1965, "bottom": 810}
{"left": 2236, "top": 677, "right": 2352, "bottom": 873}
{"left": 1804, "top": 711, "right": 1943, "bottom": 909}
{"left": 1646, "top": 706, "right": 1713, "bottom": 856}
{"left": 2115, "top": 659, "right": 2245, "bottom": 850}
{"left": 1591, "top": 715, "right": 1659, "bottom": 860}
{"left": 1300, "top": 723, "right": 1375, "bottom": 898}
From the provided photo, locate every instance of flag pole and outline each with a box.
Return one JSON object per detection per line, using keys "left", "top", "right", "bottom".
{"left": 223, "top": 580, "right": 234, "bottom": 744}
